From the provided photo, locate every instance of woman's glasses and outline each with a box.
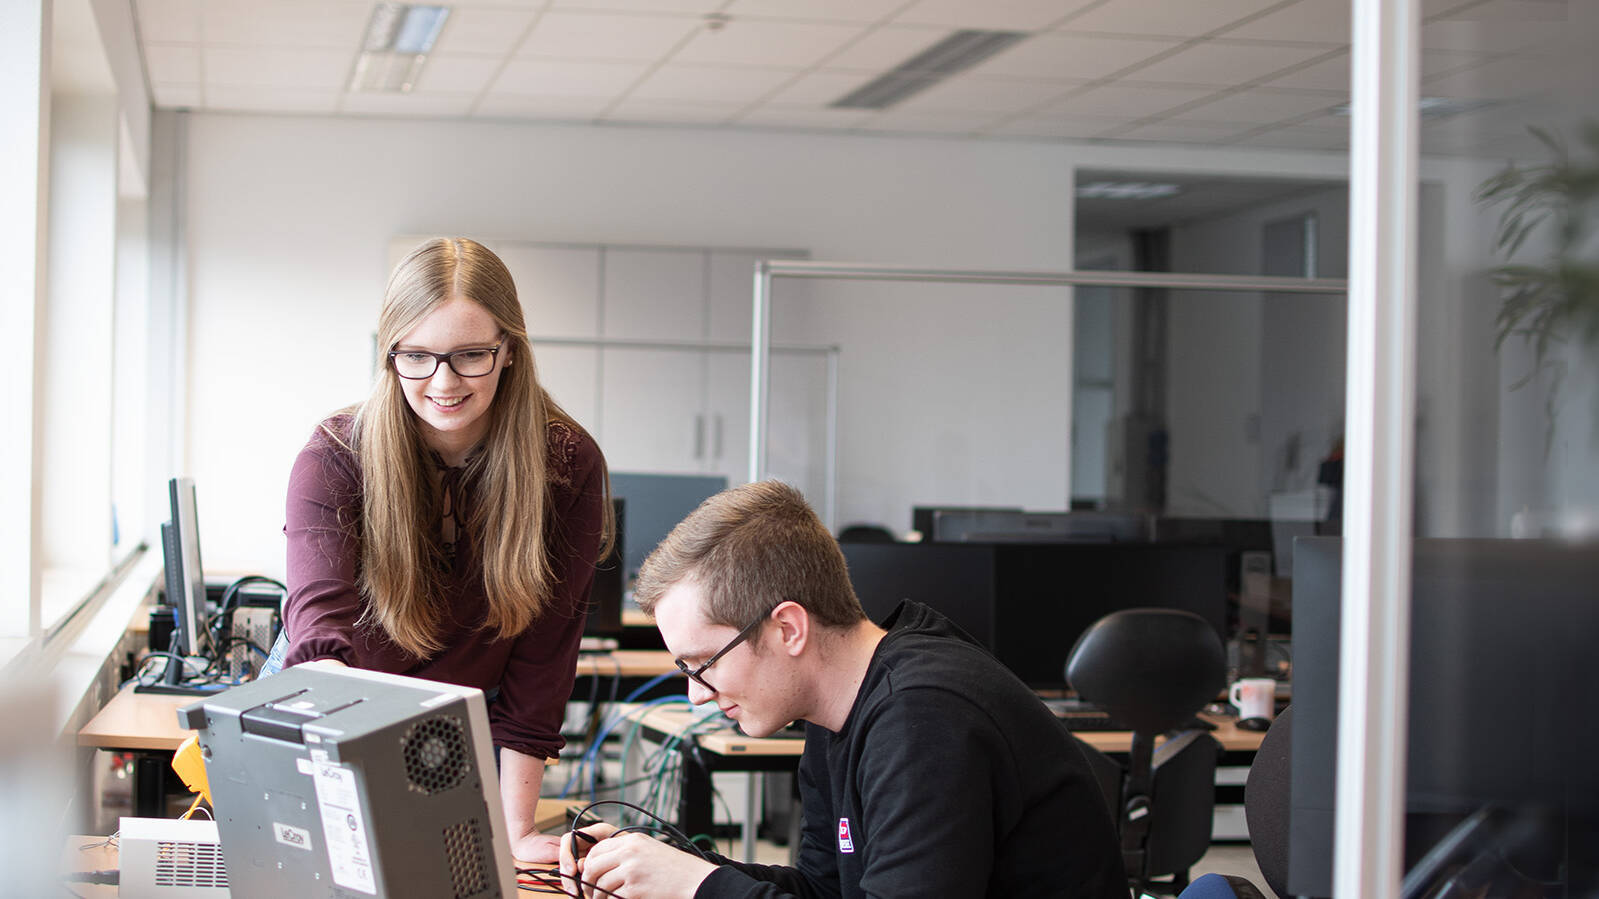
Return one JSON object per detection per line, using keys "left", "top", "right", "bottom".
{"left": 388, "top": 339, "right": 505, "bottom": 379}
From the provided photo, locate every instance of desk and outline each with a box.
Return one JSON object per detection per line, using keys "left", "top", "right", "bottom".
{"left": 632, "top": 708, "right": 1265, "bottom": 862}
{"left": 79, "top": 652, "right": 683, "bottom": 817}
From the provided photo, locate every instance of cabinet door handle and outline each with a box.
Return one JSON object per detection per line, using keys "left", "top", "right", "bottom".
{"left": 713, "top": 414, "right": 723, "bottom": 460}
{"left": 694, "top": 413, "right": 705, "bottom": 460}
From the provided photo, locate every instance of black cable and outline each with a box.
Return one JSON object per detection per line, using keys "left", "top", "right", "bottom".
{"left": 209, "top": 575, "right": 286, "bottom": 660}
{"left": 568, "top": 799, "right": 712, "bottom": 862}
{"left": 516, "top": 866, "right": 628, "bottom": 899}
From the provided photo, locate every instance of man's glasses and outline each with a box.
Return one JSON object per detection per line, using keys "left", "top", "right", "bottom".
{"left": 388, "top": 338, "right": 505, "bottom": 379}
{"left": 675, "top": 612, "right": 769, "bottom": 693}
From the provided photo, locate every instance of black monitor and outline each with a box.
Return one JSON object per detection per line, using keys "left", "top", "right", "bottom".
{"left": 911, "top": 506, "right": 1020, "bottom": 541}
{"left": 583, "top": 497, "right": 625, "bottom": 638}
{"left": 840, "top": 543, "right": 997, "bottom": 647}
{"left": 138, "top": 476, "right": 218, "bottom": 695}
{"left": 933, "top": 509, "right": 1150, "bottom": 543}
{"left": 990, "top": 543, "right": 1230, "bottom": 690}
{"left": 610, "top": 472, "right": 727, "bottom": 587}
{"left": 1289, "top": 537, "right": 1599, "bottom": 897}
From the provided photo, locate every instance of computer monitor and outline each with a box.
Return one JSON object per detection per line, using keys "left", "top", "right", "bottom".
{"left": 840, "top": 542, "right": 997, "bottom": 647}
{"left": 911, "top": 505, "right": 1021, "bottom": 541}
{"left": 179, "top": 665, "right": 519, "bottom": 899}
{"left": 609, "top": 472, "right": 727, "bottom": 587}
{"left": 1288, "top": 537, "right": 1599, "bottom": 896}
{"left": 933, "top": 509, "right": 1151, "bottom": 543}
{"left": 139, "top": 477, "right": 217, "bottom": 694}
{"left": 990, "top": 543, "right": 1230, "bottom": 690}
{"left": 584, "top": 497, "right": 625, "bottom": 638}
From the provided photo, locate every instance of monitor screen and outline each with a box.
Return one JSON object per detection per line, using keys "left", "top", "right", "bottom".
{"left": 180, "top": 665, "right": 518, "bottom": 898}
{"left": 933, "top": 509, "right": 1150, "bottom": 543}
{"left": 610, "top": 472, "right": 727, "bottom": 587}
{"left": 584, "top": 497, "right": 625, "bottom": 638}
{"left": 841, "top": 542, "right": 997, "bottom": 647}
{"left": 1288, "top": 537, "right": 1599, "bottom": 896}
{"left": 167, "top": 476, "right": 209, "bottom": 657}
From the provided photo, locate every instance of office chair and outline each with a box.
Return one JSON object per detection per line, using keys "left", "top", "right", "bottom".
{"left": 1066, "top": 608, "right": 1227, "bottom": 896}
{"left": 837, "top": 523, "right": 896, "bottom": 543}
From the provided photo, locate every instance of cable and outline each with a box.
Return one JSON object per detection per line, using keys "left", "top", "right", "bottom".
{"left": 568, "top": 799, "right": 712, "bottom": 862}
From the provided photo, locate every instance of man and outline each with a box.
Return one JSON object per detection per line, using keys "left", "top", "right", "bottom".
{"left": 560, "top": 481, "right": 1126, "bottom": 898}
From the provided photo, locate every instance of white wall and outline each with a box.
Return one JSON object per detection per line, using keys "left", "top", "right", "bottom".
{"left": 181, "top": 113, "right": 1091, "bottom": 571}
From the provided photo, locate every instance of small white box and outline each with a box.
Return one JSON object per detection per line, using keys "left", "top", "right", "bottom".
{"left": 118, "top": 817, "right": 229, "bottom": 898}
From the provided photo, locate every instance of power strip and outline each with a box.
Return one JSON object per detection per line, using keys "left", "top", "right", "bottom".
{"left": 118, "top": 817, "right": 229, "bottom": 898}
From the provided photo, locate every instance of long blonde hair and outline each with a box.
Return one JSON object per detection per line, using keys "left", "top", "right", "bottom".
{"left": 346, "top": 237, "right": 613, "bottom": 658}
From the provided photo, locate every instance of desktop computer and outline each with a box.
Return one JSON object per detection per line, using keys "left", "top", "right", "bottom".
{"left": 178, "top": 666, "right": 518, "bottom": 898}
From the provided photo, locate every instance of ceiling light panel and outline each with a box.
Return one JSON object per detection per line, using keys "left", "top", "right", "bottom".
{"left": 349, "top": 4, "right": 450, "bottom": 93}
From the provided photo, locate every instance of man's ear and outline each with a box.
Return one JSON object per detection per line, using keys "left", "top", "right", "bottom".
{"left": 769, "top": 601, "right": 810, "bottom": 657}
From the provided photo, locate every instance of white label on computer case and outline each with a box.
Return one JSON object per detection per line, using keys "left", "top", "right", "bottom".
{"left": 274, "top": 822, "right": 313, "bottom": 851}
{"left": 312, "top": 760, "right": 377, "bottom": 895}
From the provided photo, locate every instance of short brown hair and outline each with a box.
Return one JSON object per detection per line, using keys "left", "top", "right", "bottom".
{"left": 634, "top": 481, "right": 866, "bottom": 629}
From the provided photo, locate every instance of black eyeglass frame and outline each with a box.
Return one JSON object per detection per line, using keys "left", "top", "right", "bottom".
{"left": 674, "top": 612, "right": 770, "bottom": 693}
{"left": 387, "top": 338, "right": 507, "bottom": 380}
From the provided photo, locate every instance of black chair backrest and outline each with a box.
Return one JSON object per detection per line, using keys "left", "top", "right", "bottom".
{"left": 1244, "top": 705, "right": 1295, "bottom": 899}
{"left": 1065, "top": 608, "right": 1226, "bottom": 733}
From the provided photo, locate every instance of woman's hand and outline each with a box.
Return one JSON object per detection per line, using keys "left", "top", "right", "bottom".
{"left": 511, "top": 831, "right": 562, "bottom": 866}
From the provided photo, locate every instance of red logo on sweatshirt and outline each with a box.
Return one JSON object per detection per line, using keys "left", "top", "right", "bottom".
{"left": 837, "top": 817, "right": 855, "bottom": 853}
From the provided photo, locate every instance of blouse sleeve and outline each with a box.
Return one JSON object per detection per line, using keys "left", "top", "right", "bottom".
{"left": 488, "top": 426, "right": 607, "bottom": 758}
{"left": 281, "top": 427, "right": 377, "bottom": 668}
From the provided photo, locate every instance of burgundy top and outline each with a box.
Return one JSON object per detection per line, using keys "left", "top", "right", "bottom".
{"left": 282, "top": 412, "right": 605, "bottom": 759}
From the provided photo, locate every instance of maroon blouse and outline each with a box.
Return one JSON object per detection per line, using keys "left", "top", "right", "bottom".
{"left": 282, "top": 412, "right": 605, "bottom": 759}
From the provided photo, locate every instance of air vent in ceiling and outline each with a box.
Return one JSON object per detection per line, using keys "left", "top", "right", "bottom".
{"left": 830, "top": 29, "right": 1028, "bottom": 111}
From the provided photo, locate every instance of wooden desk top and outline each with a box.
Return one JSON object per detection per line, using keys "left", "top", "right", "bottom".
{"left": 574, "top": 650, "right": 676, "bottom": 678}
{"left": 637, "top": 707, "right": 1265, "bottom": 757}
{"left": 77, "top": 686, "right": 195, "bottom": 751}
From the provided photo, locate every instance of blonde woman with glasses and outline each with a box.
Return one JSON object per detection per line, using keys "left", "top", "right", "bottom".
{"left": 269, "top": 237, "right": 613, "bottom": 864}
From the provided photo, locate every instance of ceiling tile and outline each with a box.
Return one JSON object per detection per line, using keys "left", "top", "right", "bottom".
{"left": 1058, "top": 0, "right": 1285, "bottom": 40}
{"left": 200, "top": 1, "right": 370, "bottom": 49}
{"left": 517, "top": 11, "right": 701, "bottom": 61}
{"left": 673, "top": 19, "right": 867, "bottom": 67}
{"left": 986, "top": 114, "right": 1133, "bottom": 139}
{"left": 1422, "top": 54, "right": 1564, "bottom": 101}
{"left": 144, "top": 44, "right": 200, "bottom": 84}
{"left": 1236, "top": 124, "right": 1348, "bottom": 150}
{"left": 1105, "top": 120, "right": 1243, "bottom": 144}
{"left": 1169, "top": 87, "right": 1343, "bottom": 124}
{"left": 628, "top": 64, "right": 800, "bottom": 103}
{"left": 602, "top": 98, "right": 745, "bottom": 124}
{"left": 549, "top": 0, "right": 726, "bottom": 13}
{"left": 150, "top": 82, "right": 203, "bottom": 107}
{"left": 491, "top": 58, "right": 650, "bottom": 97}
{"left": 896, "top": 76, "right": 1074, "bottom": 114}
{"left": 858, "top": 107, "right": 1009, "bottom": 133}
{"left": 203, "top": 47, "right": 352, "bottom": 89}
{"left": 135, "top": 0, "right": 202, "bottom": 44}
{"left": 205, "top": 85, "right": 341, "bottom": 114}
{"left": 1260, "top": 50, "right": 1347, "bottom": 90}
{"left": 431, "top": 7, "right": 541, "bottom": 57}
{"left": 340, "top": 92, "right": 478, "bottom": 117}
{"left": 731, "top": 105, "right": 878, "bottom": 128}
{"left": 1124, "top": 39, "right": 1335, "bottom": 86}
{"left": 725, "top": 0, "right": 912, "bottom": 25}
{"left": 1215, "top": 0, "right": 1349, "bottom": 44}
{"left": 820, "top": 25, "right": 953, "bottom": 71}
{"left": 1041, "top": 83, "right": 1217, "bottom": 119}
{"left": 893, "top": 0, "right": 1099, "bottom": 31}
{"left": 472, "top": 93, "right": 612, "bottom": 119}
{"left": 415, "top": 55, "right": 504, "bottom": 93}
{"left": 764, "top": 70, "right": 875, "bottom": 106}
{"left": 1421, "top": 18, "right": 1563, "bottom": 53}
{"left": 969, "top": 32, "right": 1183, "bottom": 81}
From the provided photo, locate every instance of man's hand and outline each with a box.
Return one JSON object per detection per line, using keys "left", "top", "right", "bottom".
{"left": 558, "top": 822, "right": 618, "bottom": 882}
{"left": 568, "top": 830, "right": 717, "bottom": 899}
{"left": 511, "top": 832, "right": 561, "bottom": 866}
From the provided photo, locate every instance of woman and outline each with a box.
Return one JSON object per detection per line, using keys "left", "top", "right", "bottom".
{"left": 278, "top": 237, "right": 612, "bottom": 864}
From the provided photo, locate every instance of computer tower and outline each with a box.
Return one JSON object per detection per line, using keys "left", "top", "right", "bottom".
{"left": 179, "top": 666, "right": 517, "bottom": 898}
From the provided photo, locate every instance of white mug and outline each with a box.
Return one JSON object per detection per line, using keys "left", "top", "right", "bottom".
{"left": 1229, "top": 677, "right": 1277, "bottom": 721}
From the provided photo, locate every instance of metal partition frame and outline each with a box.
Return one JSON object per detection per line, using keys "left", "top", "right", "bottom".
{"left": 529, "top": 335, "right": 840, "bottom": 528}
{"left": 747, "top": 260, "right": 1349, "bottom": 510}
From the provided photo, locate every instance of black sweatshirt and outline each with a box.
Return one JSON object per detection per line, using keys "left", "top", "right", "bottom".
{"left": 696, "top": 601, "right": 1127, "bottom": 899}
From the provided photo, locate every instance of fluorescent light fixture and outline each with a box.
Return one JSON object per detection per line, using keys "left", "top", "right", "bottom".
{"left": 349, "top": 3, "right": 450, "bottom": 93}
{"left": 831, "top": 30, "right": 1028, "bottom": 110}
{"left": 1076, "top": 181, "right": 1182, "bottom": 200}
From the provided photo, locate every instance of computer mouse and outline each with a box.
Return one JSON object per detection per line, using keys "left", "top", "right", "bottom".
{"left": 1237, "top": 716, "right": 1272, "bottom": 732}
